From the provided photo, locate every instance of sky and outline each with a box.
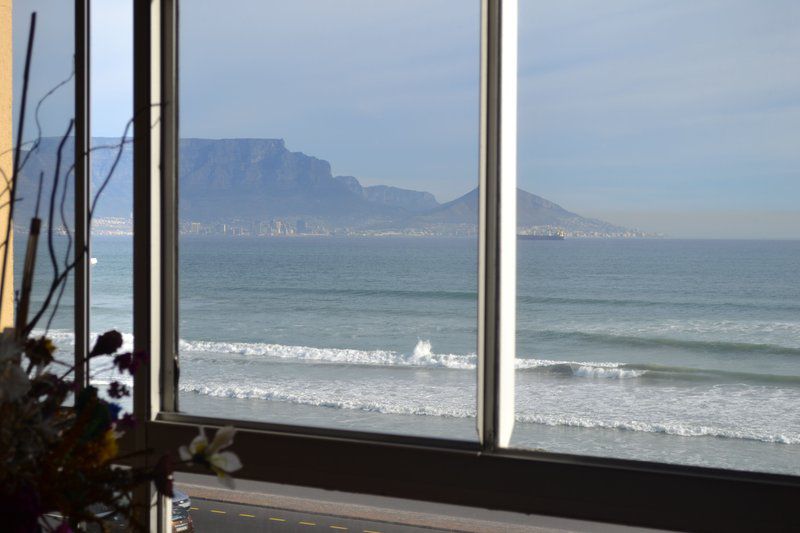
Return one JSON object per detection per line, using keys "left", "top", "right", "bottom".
{"left": 12, "top": 0, "right": 800, "bottom": 238}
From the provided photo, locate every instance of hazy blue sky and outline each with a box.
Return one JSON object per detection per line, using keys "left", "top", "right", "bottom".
{"left": 13, "top": 1, "right": 800, "bottom": 237}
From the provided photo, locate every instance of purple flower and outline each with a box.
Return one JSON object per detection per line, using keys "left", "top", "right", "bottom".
{"left": 107, "top": 380, "right": 130, "bottom": 399}
{"left": 89, "top": 330, "right": 124, "bottom": 357}
{"left": 112, "top": 351, "right": 148, "bottom": 375}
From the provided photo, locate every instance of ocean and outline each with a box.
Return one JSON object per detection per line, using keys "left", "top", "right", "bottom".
{"left": 36, "top": 236, "right": 800, "bottom": 475}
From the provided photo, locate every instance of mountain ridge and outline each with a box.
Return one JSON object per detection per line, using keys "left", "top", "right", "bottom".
{"left": 15, "top": 137, "right": 636, "bottom": 236}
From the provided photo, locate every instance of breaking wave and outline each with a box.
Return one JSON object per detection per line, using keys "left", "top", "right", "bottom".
{"left": 179, "top": 338, "right": 476, "bottom": 369}
{"left": 178, "top": 381, "right": 799, "bottom": 445}
{"left": 516, "top": 414, "right": 800, "bottom": 445}
{"left": 179, "top": 338, "right": 648, "bottom": 378}
{"left": 178, "top": 338, "right": 800, "bottom": 384}
{"left": 179, "top": 382, "right": 475, "bottom": 419}
{"left": 38, "top": 330, "right": 800, "bottom": 385}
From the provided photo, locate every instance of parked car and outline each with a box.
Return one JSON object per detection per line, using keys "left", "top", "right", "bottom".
{"left": 172, "top": 505, "right": 194, "bottom": 532}
{"left": 73, "top": 494, "right": 193, "bottom": 532}
{"left": 173, "top": 487, "right": 192, "bottom": 510}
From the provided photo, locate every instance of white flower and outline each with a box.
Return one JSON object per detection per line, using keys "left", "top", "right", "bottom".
{"left": 179, "top": 426, "right": 242, "bottom": 488}
{"left": 0, "top": 361, "right": 31, "bottom": 402}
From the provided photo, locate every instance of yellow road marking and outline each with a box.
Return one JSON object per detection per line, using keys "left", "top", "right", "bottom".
{"left": 299, "top": 521, "right": 317, "bottom": 526}
{"left": 269, "top": 517, "right": 287, "bottom": 522}
{"left": 239, "top": 513, "right": 256, "bottom": 518}
{"left": 330, "top": 527, "right": 348, "bottom": 530}
{"left": 189, "top": 507, "right": 199, "bottom": 511}
{"left": 364, "top": 530, "right": 382, "bottom": 533}
{"left": 210, "top": 510, "right": 226, "bottom": 514}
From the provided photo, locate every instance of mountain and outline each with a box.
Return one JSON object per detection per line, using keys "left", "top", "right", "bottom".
{"left": 405, "top": 187, "right": 627, "bottom": 234}
{"left": 16, "top": 138, "right": 431, "bottom": 224}
{"left": 333, "top": 176, "right": 440, "bottom": 213}
{"left": 177, "top": 138, "right": 397, "bottom": 224}
{"left": 14, "top": 137, "right": 633, "bottom": 236}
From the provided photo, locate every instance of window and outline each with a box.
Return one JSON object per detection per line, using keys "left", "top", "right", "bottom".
{"left": 88, "top": 0, "right": 134, "bottom": 406}
{"left": 59, "top": 0, "right": 800, "bottom": 530}
{"left": 176, "top": 0, "right": 483, "bottom": 440}
{"left": 10, "top": 0, "right": 77, "bottom": 375}
{"left": 512, "top": 0, "right": 800, "bottom": 477}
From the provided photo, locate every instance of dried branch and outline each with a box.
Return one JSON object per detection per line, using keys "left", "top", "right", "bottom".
{"left": 23, "top": 105, "right": 161, "bottom": 336}
{"left": 47, "top": 121, "right": 74, "bottom": 283}
{"left": 0, "top": 64, "right": 74, "bottom": 204}
{"left": 0, "top": 13, "right": 36, "bottom": 307}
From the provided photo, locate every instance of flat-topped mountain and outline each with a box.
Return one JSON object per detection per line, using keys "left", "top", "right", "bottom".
{"left": 15, "top": 137, "right": 633, "bottom": 235}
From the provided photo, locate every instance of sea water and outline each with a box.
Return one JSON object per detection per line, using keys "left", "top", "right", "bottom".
{"left": 41, "top": 236, "right": 800, "bottom": 475}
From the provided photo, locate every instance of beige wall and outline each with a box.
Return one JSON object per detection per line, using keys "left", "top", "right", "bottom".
{"left": 0, "top": 0, "right": 13, "bottom": 327}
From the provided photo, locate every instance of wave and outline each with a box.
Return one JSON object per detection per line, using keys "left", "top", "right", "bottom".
{"left": 179, "top": 338, "right": 477, "bottom": 369}
{"left": 40, "top": 330, "right": 800, "bottom": 385}
{"left": 262, "top": 286, "right": 476, "bottom": 301}
{"left": 179, "top": 382, "right": 475, "bottom": 419}
{"left": 519, "top": 295, "right": 800, "bottom": 313}
{"left": 620, "top": 363, "right": 800, "bottom": 385}
{"left": 535, "top": 329, "right": 800, "bottom": 357}
{"left": 516, "top": 414, "right": 800, "bottom": 445}
{"left": 522, "top": 360, "right": 647, "bottom": 379}
{"left": 179, "top": 338, "right": 800, "bottom": 385}
{"left": 179, "top": 338, "right": 649, "bottom": 378}
{"left": 34, "top": 329, "right": 135, "bottom": 353}
{"left": 526, "top": 360, "right": 800, "bottom": 385}
{"left": 178, "top": 381, "right": 798, "bottom": 445}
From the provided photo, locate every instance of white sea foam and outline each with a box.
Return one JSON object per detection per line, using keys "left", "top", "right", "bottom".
{"left": 412, "top": 339, "right": 432, "bottom": 358}
{"left": 570, "top": 365, "right": 646, "bottom": 379}
{"left": 179, "top": 382, "right": 475, "bottom": 419}
{"left": 179, "top": 338, "right": 477, "bottom": 369}
{"left": 39, "top": 330, "right": 647, "bottom": 378}
{"left": 179, "top": 338, "right": 648, "bottom": 378}
{"left": 35, "top": 329, "right": 135, "bottom": 353}
{"left": 516, "top": 413, "right": 800, "bottom": 445}
{"left": 178, "top": 379, "right": 798, "bottom": 444}
{"left": 514, "top": 359, "right": 645, "bottom": 378}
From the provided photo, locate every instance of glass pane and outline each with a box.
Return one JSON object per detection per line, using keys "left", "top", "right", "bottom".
{"left": 11, "top": 1, "right": 75, "bottom": 364}
{"left": 179, "top": 1, "right": 481, "bottom": 440}
{"left": 88, "top": 0, "right": 134, "bottom": 404}
{"left": 512, "top": 1, "right": 800, "bottom": 475}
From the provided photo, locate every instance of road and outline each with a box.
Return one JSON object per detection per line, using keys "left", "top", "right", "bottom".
{"left": 188, "top": 497, "right": 442, "bottom": 533}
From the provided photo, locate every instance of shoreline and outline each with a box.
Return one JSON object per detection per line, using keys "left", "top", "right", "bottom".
{"left": 180, "top": 392, "right": 800, "bottom": 477}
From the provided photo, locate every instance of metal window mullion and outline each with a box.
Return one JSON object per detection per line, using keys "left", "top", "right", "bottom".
{"left": 133, "top": 0, "right": 169, "bottom": 530}
{"left": 73, "top": 0, "right": 90, "bottom": 390}
{"left": 160, "top": 0, "right": 178, "bottom": 414}
{"left": 478, "top": 0, "right": 517, "bottom": 450}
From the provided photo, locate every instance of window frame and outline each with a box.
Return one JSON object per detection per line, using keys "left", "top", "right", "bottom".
{"left": 74, "top": 0, "right": 91, "bottom": 390}
{"left": 125, "top": 1, "right": 800, "bottom": 531}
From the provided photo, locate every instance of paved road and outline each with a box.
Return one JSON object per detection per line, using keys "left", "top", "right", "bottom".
{"left": 188, "top": 497, "right": 442, "bottom": 533}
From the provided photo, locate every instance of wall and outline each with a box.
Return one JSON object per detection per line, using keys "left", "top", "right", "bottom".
{"left": 0, "top": 0, "right": 12, "bottom": 328}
